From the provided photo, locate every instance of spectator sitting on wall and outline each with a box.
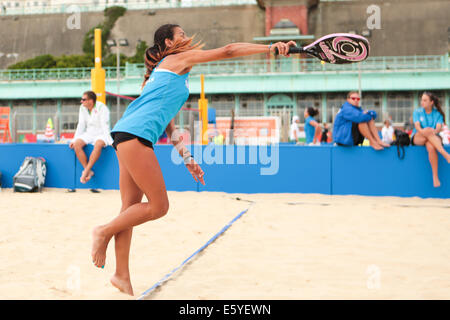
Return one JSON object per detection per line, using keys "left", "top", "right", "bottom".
{"left": 381, "top": 119, "right": 394, "bottom": 145}
{"left": 69, "top": 90, "right": 113, "bottom": 186}
{"left": 289, "top": 115, "right": 301, "bottom": 143}
{"left": 304, "top": 107, "right": 322, "bottom": 145}
{"left": 411, "top": 92, "right": 450, "bottom": 188}
{"left": 333, "top": 91, "right": 390, "bottom": 150}
{"left": 320, "top": 123, "right": 330, "bottom": 144}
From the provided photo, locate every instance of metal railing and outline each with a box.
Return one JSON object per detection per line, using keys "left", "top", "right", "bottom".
{"left": 1, "top": 54, "right": 448, "bottom": 81}
{"left": 0, "top": 0, "right": 257, "bottom": 16}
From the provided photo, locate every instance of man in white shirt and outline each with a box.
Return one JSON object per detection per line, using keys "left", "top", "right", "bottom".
{"left": 381, "top": 119, "right": 394, "bottom": 145}
{"left": 69, "top": 91, "right": 113, "bottom": 186}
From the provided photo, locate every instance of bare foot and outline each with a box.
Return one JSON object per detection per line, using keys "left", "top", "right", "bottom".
{"left": 80, "top": 169, "right": 90, "bottom": 184}
{"left": 369, "top": 141, "right": 384, "bottom": 151}
{"left": 380, "top": 142, "right": 391, "bottom": 148}
{"left": 433, "top": 177, "right": 441, "bottom": 188}
{"left": 111, "top": 274, "right": 134, "bottom": 296}
{"left": 86, "top": 170, "right": 94, "bottom": 182}
{"left": 91, "top": 226, "right": 110, "bottom": 269}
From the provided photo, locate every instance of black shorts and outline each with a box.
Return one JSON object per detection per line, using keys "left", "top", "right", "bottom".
{"left": 351, "top": 122, "right": 365, "bottom": 146}
{"left": 111, "top": 132, "right": 154, "bottom": 151}
{"left": 337, "top": 123, "right": 365, "bottom": 146}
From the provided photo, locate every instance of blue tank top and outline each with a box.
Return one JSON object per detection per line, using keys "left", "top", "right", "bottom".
{"left": 111, "top": 64, "right": 190, "bottom": 144}
{"left": 304, "top": 116, "right": 315, "bottom": 144}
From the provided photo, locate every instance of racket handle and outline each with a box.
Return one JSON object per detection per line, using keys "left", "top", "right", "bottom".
{"left": 274, "top": 46, "right": 304, "bottom": 55}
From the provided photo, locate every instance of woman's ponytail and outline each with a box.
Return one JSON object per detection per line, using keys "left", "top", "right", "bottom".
{"left": 424, "top": 92, "right": 446, "bottom": 124}
{"left": 141, "top": 24, "right": 203, "bottom": 89}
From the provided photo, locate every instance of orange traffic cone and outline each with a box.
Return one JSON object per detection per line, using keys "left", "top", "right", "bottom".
{"left": 44, "top": 118, "right": 54, "bottom": 141}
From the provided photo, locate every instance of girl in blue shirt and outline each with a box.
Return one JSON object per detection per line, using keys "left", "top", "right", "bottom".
{"left": 411, "top": 92, "right": 450, "bottom": 187}
{"left": 303, "top": 107, "right": 321, "bottom": 145}
{"left": 90, "top": 23, "right": 296, "bottom": 295}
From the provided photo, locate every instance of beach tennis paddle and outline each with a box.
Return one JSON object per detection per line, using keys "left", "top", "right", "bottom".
{"left": 275, "top": 33, "right": 370, "bottom": 64}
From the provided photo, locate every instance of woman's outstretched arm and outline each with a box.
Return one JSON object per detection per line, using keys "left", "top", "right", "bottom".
{"left": 179, "top": 41, "right": 297, "bottom": 66}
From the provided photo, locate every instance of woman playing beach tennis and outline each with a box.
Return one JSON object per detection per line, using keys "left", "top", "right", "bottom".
{"left": 90, "top": 24, "right": 295, "bottom": 295}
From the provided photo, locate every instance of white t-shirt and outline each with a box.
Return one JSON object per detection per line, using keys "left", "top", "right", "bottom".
{"left": 381, "top": 125, "right": 394, "bottom": 144}
{"left": 290, "top": 122, "right": 301, "bottom": 141}
{"left": 73, "top": 101, "right": 113, "bottom": 145}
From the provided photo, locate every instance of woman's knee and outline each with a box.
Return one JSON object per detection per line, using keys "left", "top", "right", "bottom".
{"left": 120, "top": 198, "right": 142, "bottom": 213}
{"left": 155, "top": 199, "right": 170, "bottom": 219}
{"left": 422, "top": 127, "right": 434, "bottom": 136}
{"left": 143, "top": 199, "right": 169, "bottom": 220}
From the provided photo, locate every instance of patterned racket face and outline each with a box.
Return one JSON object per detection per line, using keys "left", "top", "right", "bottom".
{"left": 304, "top": 33, "right": 370, "bottom": 64}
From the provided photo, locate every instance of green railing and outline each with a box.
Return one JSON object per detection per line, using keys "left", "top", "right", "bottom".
{"left": 0, "top": 0, "right": 257, "bottom": 16}
{"left": 1, "top": 54, "right": 448, "bottom": 81}
{"left": 0, "top": 66, "right": 124, "bottom": 81}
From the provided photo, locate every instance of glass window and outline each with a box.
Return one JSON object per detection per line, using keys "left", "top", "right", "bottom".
{"left": 210, "top": 94, "right": 235, "bottom": 117}
{"left": 106, "top": 96, "right": 133, "bottom": 128}
{"left": 61, "top": 99, "right": 80, "bottom": 132}
{"left": 297, "top": 93, "right": 321, "bottom": 123}
{"left": 327, "top": 92, "right": 347, "bottom": 124}
{"left": 387, "top": 92, "right": 413, "bottom": 124}
{"left": 239, "top": 94, "right": 264, "bottom": 117}
{"left": 35, "top": 100, "right": 57, "bottom": 133}
{"left": 11, "top": 100, "right": 34, "bottom": 132}
{"left": 361, "top": 92, "right": 382, "bottom": 123}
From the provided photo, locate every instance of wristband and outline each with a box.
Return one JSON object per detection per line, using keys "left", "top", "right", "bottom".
{"left": 183, "top": 155, "right": 194, "bottom": 164}
{"left": 268, "top": 43, "right": 272, "bottom": 52}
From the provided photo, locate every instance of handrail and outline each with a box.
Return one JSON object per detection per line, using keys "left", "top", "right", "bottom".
{"left": 1, "top": 54, "right": 448, "bottom": 81}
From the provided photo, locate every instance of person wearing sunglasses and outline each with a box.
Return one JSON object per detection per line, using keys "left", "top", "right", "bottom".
{"left": 69, "top": 91, "right": 113, "bottom": 189}
{"left": 333, "top": 91, "right": 389, "bottom": 150}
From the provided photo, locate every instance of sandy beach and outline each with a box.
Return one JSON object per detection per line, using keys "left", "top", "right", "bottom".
{"left": 0, "top": 188, "right": 449, "bottom": 300}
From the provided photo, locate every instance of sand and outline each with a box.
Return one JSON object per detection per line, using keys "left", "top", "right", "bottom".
{"left": 0, "top": 188, "right": 449, "bottom": 300}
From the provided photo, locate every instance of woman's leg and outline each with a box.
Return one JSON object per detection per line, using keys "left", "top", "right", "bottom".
{"left": 109, "top": 155, "right": 144, "bottom": 295}
{"left": 91, "top": 139, "right": 169, "bottom": 269}
{"left": 420, "top": 128, "right": 450, "bottom": 163}
{"left": 413, "top": 132, "right": 442, "bottom": 187}
{"left": 425, "top": 141, "right": 440, "bottom": 187}
{"left": 357, "top": 122, "right": 383, "bottom": 150}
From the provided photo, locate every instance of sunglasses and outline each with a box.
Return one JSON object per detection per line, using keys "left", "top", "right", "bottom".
{"left": 350, "top": 97, "right": 361, "bottom": 101}
{"left": 81, "top": 98, "right": 88, "bottom": 101}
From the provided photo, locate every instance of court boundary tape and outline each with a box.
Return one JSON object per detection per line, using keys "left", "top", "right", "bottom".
{"left": 136, "top": 203, "right": 254, "bottom": 300}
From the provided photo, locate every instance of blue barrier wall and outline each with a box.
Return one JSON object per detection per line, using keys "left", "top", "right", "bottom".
{"left": 0, "top": 144, "right": 75, "bottom": 189}
{"left": 331, "top": 146, "right": 450, "bottom": 198}
{"left": 0, "top": 143, "right": 449, "bottom": 198}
